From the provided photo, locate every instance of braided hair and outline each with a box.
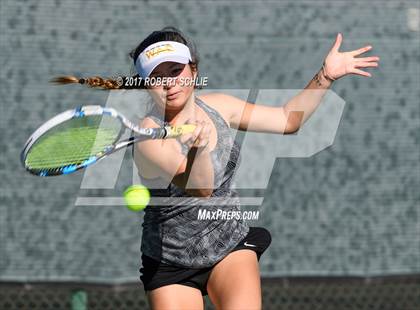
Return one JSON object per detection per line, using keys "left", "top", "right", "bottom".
{"left": 50, "top": 27, "right": 200, "bottom": 90}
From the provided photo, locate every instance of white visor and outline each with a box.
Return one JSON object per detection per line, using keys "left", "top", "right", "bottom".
{"left": 135, "top": 41, "right": 192, "bottom": 78}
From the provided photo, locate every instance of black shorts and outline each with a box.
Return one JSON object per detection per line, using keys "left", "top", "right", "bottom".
{"left": 139, "top": 226, "right": 272, "bottom": 296}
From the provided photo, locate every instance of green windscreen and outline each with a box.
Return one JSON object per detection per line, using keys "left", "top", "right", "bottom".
{"left": 25, "top": 115, "right": 122, "bottom": 169}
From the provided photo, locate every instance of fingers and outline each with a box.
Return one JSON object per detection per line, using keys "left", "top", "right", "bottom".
{"left": 354, "top": 61, "right": 379, "bottom": 68}
{"left": 192, "top": 120, "right": 211, "bottom": 148}
{"left": 354, "top": 55, "right": 380, "bottom": 69}
{"left": 355, "top": 56, "right": 380, "bottom": 62}
{"left": 350, "top": 45, "right": 372, "bottom": 56}
{"left": 178, "top": 132, "right": 193, "bottom": 144}
{"left": 178, "top": 118, "right": 196, "bottom": 144}
{"left": 350, "top": 68, "right": 372, "bottom": 77}
{"left": 351, "top": 53, "right": 379, "bottom": 76}
{"left": 178, "top": 119, "right": 211, "bottom": 149}
{"left": 332, "top": 32, "right": 343, "bottom": 52}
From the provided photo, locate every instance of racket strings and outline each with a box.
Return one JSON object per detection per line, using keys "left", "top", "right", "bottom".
{"left": 28, "top": 128, "right": 114, "bottom": 164}
{"left": 25, "top": 115, "right": 122, "bottom": 170}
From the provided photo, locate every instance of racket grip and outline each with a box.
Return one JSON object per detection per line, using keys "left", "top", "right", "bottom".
{"left": 164, "top": 124, "right": 196, "bottom": 138}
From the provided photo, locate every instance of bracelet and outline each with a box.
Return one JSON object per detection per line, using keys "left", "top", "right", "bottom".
{"left": 322, "top": 63, "right": 336, "bottom": 82}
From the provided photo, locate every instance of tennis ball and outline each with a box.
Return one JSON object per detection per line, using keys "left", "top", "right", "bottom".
{"left": 123, "top": 185, "right": 150, "bottom": 212}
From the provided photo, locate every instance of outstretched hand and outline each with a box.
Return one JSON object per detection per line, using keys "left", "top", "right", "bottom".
{"left": 323, "top": 33, "right": 380, "bottom": 81}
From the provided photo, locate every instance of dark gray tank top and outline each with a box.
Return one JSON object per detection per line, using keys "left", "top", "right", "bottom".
{"left": 138, "top": 96, "right": 250, "bottom": 268}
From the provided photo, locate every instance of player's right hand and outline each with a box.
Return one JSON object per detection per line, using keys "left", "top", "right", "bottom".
{"left": 179, "top": 119, "right": 212, "bottom": 151}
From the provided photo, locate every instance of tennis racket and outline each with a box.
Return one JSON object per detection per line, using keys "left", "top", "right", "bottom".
{"left": 21, "top": 105, "right": 195, "bottom": 176}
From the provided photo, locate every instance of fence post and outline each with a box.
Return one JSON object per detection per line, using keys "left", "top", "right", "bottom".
{"left": 71, "top": 290, "right": 87, "bottom": 310}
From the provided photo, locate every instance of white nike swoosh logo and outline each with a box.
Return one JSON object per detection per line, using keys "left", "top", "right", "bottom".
{"left": 244, "top": 241, "right": 257, "bottom": 247}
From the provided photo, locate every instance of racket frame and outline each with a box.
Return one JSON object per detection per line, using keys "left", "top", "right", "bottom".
{"left": 21, "top": 105, "right": 172, "bottom": 176}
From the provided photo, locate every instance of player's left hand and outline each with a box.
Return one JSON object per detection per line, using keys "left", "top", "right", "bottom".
{"left": 323, "top": 33, "right": 380, "bottom": 80}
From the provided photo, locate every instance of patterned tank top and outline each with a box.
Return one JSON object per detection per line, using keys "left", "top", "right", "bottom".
{"left": 138, "top": 96, "right": 250, "bottom": 268}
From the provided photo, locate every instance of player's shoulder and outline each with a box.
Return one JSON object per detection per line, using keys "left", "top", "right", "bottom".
{"left": 139, "top": 114, "right": 161, "bottom": 128}
{"left": 197, "top": 92, "right": 238, "bottom": 126}
{"left": 197, "top": 92, "right": 236, "bottom": 104}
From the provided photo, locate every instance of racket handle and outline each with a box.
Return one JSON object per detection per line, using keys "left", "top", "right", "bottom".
{"left": 164, "top": 124, "right": 196, "bottom": 138}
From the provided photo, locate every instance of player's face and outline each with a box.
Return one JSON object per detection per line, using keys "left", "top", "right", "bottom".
{"left": 147, "top": 61, "right": 197, "bottom": 111}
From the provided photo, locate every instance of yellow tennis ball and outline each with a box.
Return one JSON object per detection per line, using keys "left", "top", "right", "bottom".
{"left": 123, "top": 185, "right": 150, "bottom": 212}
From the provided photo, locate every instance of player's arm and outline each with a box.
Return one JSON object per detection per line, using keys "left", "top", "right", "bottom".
{"left": 204, "top": 70, "right": 333, "bottom": 134}
{"left": 133, "top": 117, "right": 214, "bottom": 197}
{"left": 216, "top": 34, "right": 380, "bottom": 133}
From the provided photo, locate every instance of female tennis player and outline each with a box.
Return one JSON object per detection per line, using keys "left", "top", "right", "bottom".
{"left": 53, "top": 26, "right": 379, "bottom": 309}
